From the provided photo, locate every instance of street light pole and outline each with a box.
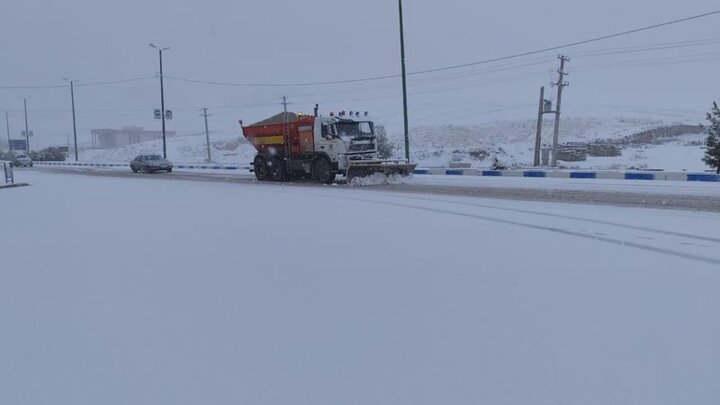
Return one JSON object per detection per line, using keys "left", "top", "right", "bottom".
{"left": 64, "top": 78, "right": 79, "bottom": 161}
{"left": 23, "top": 98, "right": 30, "bottom": 154}
{"left": 200, "top": 108, "right": 212, "bottom": 162}
{"left": 150, "top": 43, "right": 170, "bottom": 159}
{"left": 5, "top": 112, "right": 10, "bottom": 151}
{"left": 398, "top": 0, "right": 410, "bottom": 162}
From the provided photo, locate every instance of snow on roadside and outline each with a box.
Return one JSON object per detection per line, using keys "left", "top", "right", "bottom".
{"left": 75, "top": 115, "right": 710, "bottom": 172}
{"left": 385, "top": 116, "right": 705, "bottom": 170}
{"left": 349, "top": 173, "right": 413, "bottom": 186}
{"left": 79, "top": 133, "right": 257, "bottom": 164}
{"left": 565, "top": 134, "right": 706, "bottom": 171}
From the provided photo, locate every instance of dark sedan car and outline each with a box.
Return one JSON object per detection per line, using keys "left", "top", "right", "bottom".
{"left": 130, "top": 154, "right": 173, "bottom": 173}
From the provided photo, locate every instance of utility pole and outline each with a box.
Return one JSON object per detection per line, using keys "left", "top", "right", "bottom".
{"left": 282, "top": 96, "right": 291, "bottom": 176}
{"left": 200, "top": 108, "right": 212, "bottom": 162}
{"left": 23, "top": 97, "right": 30, "bottom": 154}
{"left": 398, "top": 0, "right": 410, "bottom": 161}
{"left": 64, "top": 78, "right": 79, "bottom": 161}
{"left": 551, "top": 55, "right": 570, "bottom": 167}
{"left": 5, "top": 112, "right": 10, "bottom": 151}
{"left": 534, "top": 86, "right": 545, "bottom": 167}
{"left": 150, "top": 43, "right": 170, "bottom": 159}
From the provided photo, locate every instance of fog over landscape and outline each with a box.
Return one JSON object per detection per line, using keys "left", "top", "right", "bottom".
{"left": 4, "top": 3, "right": 720, "bottom": 405}
{"left": 1, "top": 0, "right": 719, "bottom": 149}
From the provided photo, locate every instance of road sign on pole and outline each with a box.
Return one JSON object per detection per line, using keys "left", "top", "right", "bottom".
{"left": 9, "top": 139, "right": 27, "bottom": 151}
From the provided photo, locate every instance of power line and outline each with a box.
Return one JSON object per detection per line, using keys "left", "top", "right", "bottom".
{"left": 76, "top": 76, "right": 155, "bottom": 87}
{"left": 0, "top": 84, "right": 65, "bottom": 90}
{"left": 573, "top": 37, "right": 720, "bottom": 58}
{"left": 573, "top": 50, "right": 720, "bottom": 71}
{"left": 3, "top": 49, "right": 712, "bottom": 117}
{"left": 164, "top": 9, "right": 720, "bottom": 88}
{"left": 408, "top": 10, "right": 720, "bottom": 75}
{"left": 0, "top": 76, "right": 154, "bottom": 90}
{"left": 2, "top": 10, "right": 718, "bottom": 93}
{"left": 296, "top": 47, "right": 720, "bottom": 106}
{"left": 0, "top": 101, "right": 279, "bottom": 114}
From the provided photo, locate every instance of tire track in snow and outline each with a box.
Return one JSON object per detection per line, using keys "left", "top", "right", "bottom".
{"left": 369, "top": 193, "right": 720, "bottom": 244}
{"left": 293, "top": 190, "right": 720, "bottom": 266}
{"left": 31, "top": 167, "right": 720, "bottom": 257}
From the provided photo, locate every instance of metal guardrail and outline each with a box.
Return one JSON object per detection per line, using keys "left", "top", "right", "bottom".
{"left": 32, "top": 161, "right": 720, "bottom": 182}
{"left": 412, "top": 168, "right": 720, "bottom": 182}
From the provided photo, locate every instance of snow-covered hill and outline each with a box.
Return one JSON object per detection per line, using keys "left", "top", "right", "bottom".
{"left": 79, "top": 132, "right": 256, "bottom": 164}
{"left": 77, "top": 116, "right": 711, "bottom": 172}
{"left": 385, "top": 116, "right": 704, "bottom": 169}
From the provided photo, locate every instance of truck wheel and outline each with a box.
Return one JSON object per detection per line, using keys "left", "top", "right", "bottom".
{"left": 269, "top": 157, "right": 286, "bottom": 182}
{"left": 253, "top": 155, "right": 269, "bottom": 181}
{"left": 312, "top": 158, "right": 335, "bottom": 184}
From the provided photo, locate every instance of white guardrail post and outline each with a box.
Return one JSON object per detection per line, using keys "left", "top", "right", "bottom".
{"left": 2, "top": 162, "right": 14, "bottom": 184}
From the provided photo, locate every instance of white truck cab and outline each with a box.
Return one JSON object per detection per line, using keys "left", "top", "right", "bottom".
{"left": 314, "top": 116, "right": 378, "bottom": 172}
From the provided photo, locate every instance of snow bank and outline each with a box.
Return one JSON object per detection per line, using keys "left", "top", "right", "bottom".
{"left": 349, "top": 172, "right": 414, "bottom": 186}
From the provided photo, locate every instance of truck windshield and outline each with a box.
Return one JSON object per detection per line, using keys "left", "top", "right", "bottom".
{"left": 336, "top": 121, "right": 373, "bottom": 137}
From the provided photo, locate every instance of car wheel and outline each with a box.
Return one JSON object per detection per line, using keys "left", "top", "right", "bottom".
{"left": 131, "top": 166, "right": 138, "bottom": 173}
{"left": 167, "top": 168, "right": 172, "bottom": 173}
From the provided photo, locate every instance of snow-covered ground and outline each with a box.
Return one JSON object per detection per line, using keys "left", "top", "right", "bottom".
{"left": 568, "top": 133, "right": 707, "bottom": 171}
{"left": 76, "top": 115, "right": 711, "bottom": 172}
{"left": 78, "top": 132, "right": 256, "bottom": 165}
{"left": 400, "top": 117, "right": 708, "bottom": 171}
{"left": 403, "top": 116, "right": 666, "bottom": 167}
{"left": 1, "top": 171, "right": 719, "bottom": 405}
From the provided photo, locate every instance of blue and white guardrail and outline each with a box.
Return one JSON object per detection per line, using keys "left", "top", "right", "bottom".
{"left": 412, "top": 168, "right": 720, "bottom": 182}
{"left": 33, "top": 161, "right": 720, "bottom": 182}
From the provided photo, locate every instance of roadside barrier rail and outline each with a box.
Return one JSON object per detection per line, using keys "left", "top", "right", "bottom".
{"left": 33, "top": 161, "right": 720, "bottom": 182}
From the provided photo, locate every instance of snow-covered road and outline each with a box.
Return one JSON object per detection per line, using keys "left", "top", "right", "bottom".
{"left": 1, "top": 171, "right": 719, "bottom": 405}
{"left": 29, "top": 166, "right": 720, "bottom": 211}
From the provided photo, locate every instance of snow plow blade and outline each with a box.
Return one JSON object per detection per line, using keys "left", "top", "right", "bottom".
{"left": 345, "top": 160, "right": 417, "bottom": 182}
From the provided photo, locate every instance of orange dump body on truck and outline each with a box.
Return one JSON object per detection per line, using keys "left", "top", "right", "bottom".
{"left": 242, "top": 113, "right": 316, "bottom": 157}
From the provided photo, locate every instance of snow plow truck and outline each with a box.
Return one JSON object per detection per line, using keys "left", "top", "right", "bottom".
{"left": 241, "top": 110, "right": 416, "bottom": 183}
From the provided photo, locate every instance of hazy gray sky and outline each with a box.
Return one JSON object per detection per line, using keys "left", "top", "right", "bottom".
{"left": 1, "top": 0, "right": 719, "bottom": 148}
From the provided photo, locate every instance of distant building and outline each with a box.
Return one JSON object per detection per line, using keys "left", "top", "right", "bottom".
{"left": 90, "top": 126, "right": 176, "bottom": 149}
